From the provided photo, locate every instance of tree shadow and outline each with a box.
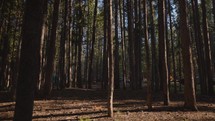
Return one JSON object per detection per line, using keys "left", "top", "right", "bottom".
{"left": 32, "top": 110, "right": 107, "bottom": 120}
{"left": 0, "top": 103, "right": 15, "bottom": 113}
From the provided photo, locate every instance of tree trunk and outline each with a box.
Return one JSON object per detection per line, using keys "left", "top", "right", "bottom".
{"left": 201, "top": 0, "right": 214, "bottom": 95}
{"left": 43, "top": 0, "right": 60, "bottom": 97}
{"left": 143, "top": 0, "right": 152, "bottom": 110}
{"left": 67, "top": 0, "right": 73, "bottom": 88}
{"left": 36, "top": 0, "right": 48, "bottom": 97}
{"left": 107, "top": 0, "right": 114, "bottom": 117}
{"left": 158, "top": 0, "right": 169, "bottom": 105}
{"left": 114, "top": 0, "right": 120, "bottom": 89}
{"left": 178, "top": 0, "right": 197, "bottom": 110}
{"left": 191, "top": 0, "right": 207, "bottom": 95}
{"left": 165, "top": 0, "right": 171, "bottom": 92}
{"left": 102, "top": 0, "right": 108, "bottom": 89}
{"left": 77, "top": 0, "right": 83, "bottom": 88}
{"left": 14, "top": 0, "right": 44, "bottom": 120}
{"left": 168, "top": 0, "right": 177, "bottom": 94}
{"left": 119, "top": 0, "right": 127, "bottom": 89}
{"left": 59, "top": 0, "right": 68, "bottom": 90}
{"left": 149, "top": 0, "right": 159, "bottom": 92}
{"left": 127, "top": 0, "right": 136, "bottom": 89}
{"left": 134, "top": 0, "right": 142, "bottom": 89}
{"left": 213, "top": 0, "right": 215, "bottom": 71}
{"left": 88, "top": 0, "right": 98, "bottom": 89}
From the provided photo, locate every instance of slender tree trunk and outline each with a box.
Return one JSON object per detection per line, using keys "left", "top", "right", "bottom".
{"left": 119, "top": 0, "right": 127, "bottom": 89}
{"left": 88, "top": 0, "right": 98, "bottom": 89}
{"left": 158, "top": 0, "right": 169, "bottom": 105}
{"left": 165, "top": 0, "right": 171, "bottom": 92}
{"left": 35, "top": 0, "right": 48, "bottom": 97}
{"left": 102, "top": 0, "right": 108, "bottom": 89}
{"left": 178, "top": 0, "right": 197, "bottom": 110}
{"left": 138, "top": 0, "right": 143, "bottom": 89}
{"left": 43, "top": 0, "right": 60, "bottom": 96}
{"left": 191, "top": 0, "right": 207, "bottom": 95}
{"left": 14, "top": 0, "right": 44, "bottom": 120}
{"left": 149, "top": 0, "right": 159, "bottom": 92}
{"left": 127, "top": 0, "right": 136, "bottom": 89}
{"left": 143, "top": 0, "right": 152, "bottom": 110}
{"left": 201, "top": 0, "right": 214, "bottom": 95}
{"left": 178, "top": 39, "right": 182, "bottom": 91}
{"left": 77, "top": 0, "right": 83, "bottom": 88}
{"left": 67, "top": 0, "right": 73, "bottom": 88}
{"left": 59, "top": 0, "right": 68, "bottom": 90}
{"left": 134, "top": 0, "right": 142, "bottom": 89}
{"left": 84, "top": 0, "right": 90, "bottom": 88}
{"left": 213, "top": 0, "right": 215, "bottom": 70}
{"left": 73, "top": 31, "right": 78, "bottom": 87}
{"left": 167, "top": 0, "right": 177, "bottom": 93}
{"left": 114, "top": 0, "right": 120, "bottom": 89}
{"left": 107, "top": 0, "right": 114, "bottom": 117}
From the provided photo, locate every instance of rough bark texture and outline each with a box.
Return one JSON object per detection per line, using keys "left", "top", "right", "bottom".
{"left": 179, "top": 0, "right": 197, "bottom": 110}
{"left": 14, "top": 0, "right": 44, "bottom": 120}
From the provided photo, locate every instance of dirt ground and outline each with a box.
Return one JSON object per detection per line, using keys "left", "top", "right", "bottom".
{"left": 0, "top": 88, "right": 215, "bottom": 121}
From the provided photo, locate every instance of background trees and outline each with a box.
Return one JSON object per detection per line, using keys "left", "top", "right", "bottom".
{"left": 0, "top": 0, "right": 214, "bottom": 120}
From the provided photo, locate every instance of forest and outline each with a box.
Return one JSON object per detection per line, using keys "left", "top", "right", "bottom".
{"left": 0, "top": 0, "right": 215, "bottom": 120}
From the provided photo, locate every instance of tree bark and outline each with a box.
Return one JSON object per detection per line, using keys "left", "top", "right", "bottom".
{"left": 107, "top": 0, "right": 114, "bottom": 117}
{"left": 201, "top": 0, "right": 214, "bottom": 95}
{"left": 178, "top": 0, "right": 197, "bottom": 110}
{"left": 127, "top": 0, "right": 136, "bottom": 89}
{"left": 168, "top": 0, "right": 177, "bottom": 94}
{"left": 88, "top": 0, "right": 98, "bottom": 89}
{"left": 158, "top": 0, "right": 170, "bottom": 105}
{"left": 191, "top": 0, "right": 207, "bottom": 95}
{"left": 14, "top": 0, "right": 44, "bottom": 120}
{"left": 43, "top": 0, "right": 60, "bottom": 97}
{"left": 213, "top": 0, "right": 215, "bottom": 70}
{"left": 143, "top": 0, "right": 152, "bottom": 110}
{"left": 119, "top": 0, "right": 127, "bottom": 89}
{"left": 102, "top": 0, "right": 108, "bottom": 89}
{"left": 77, "top": 0, "right": 83, "bottom": 88}
{"left": 149, "top": 0, "right": 159, "bottom": 92}
{"left": 114, "top": 0, "right": 120, "bottom": 89}
{"left": 59, "top": 0, "right": 68, "bottom": 90}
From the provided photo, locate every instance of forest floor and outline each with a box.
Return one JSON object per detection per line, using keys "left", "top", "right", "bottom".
{"left": 0, "top": 87, "right": 215, "bottom": 121}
